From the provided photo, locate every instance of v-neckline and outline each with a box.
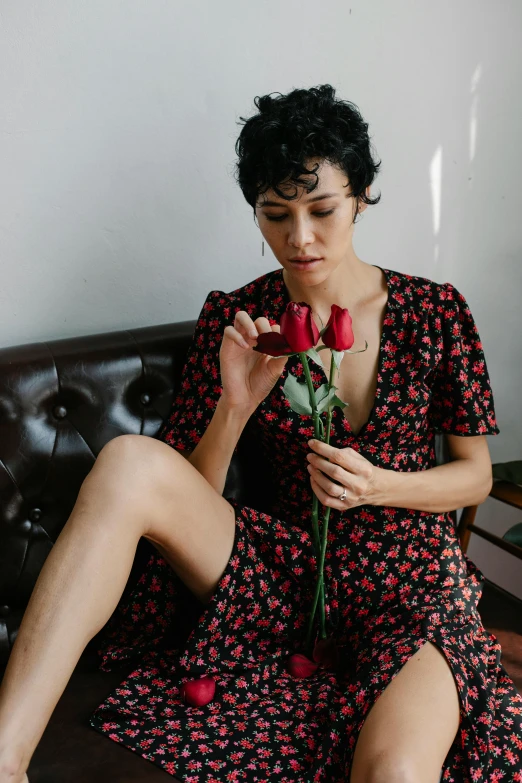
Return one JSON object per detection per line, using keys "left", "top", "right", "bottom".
{"left": 280, "top": 264, "right": 392, "bottom": 440}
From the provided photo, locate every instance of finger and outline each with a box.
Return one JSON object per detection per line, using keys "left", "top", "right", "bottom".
{"left": 234, "top": 311, "right": 258, "bottom": 341}
{"left": 308, "top": 440, "right": 358, "bottom": 473}
{"left": 307, "top": 464, "right": 346, "bottom": 500}
{"left": 253, "top": 316, "right": 272, "bottom": 334}
{"left": 262, "top": 352, "right": 289, "bottom": 371}
{"left": 308, "top": 439, "right": 341, "bottom": 457}
{"left": 309, "top": 475, "right": 345, "bottom": 510}
{"left": 310, "top": 454, "right": 369, "bottom": 495}
{"left": 223, "top": 324, "right": 250, "bottom": 350}
{"left": 307, "top": 453, "right": 351, "bottom": 485}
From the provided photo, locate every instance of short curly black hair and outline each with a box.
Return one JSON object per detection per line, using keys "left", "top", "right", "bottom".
{"left": 234, "top": 84, "right": 381, "bottom": 224}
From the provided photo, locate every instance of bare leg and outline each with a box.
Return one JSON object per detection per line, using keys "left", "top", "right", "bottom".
{"left": 349, "top": 641, "right": 460, "bottom": 783}
{"left": 0, "top": 435, "right": 236, "bottom": 781}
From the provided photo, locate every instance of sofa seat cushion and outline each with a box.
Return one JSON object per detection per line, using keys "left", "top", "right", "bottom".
{"left": 26, "top": 643, "right": 181, "bottom": 783}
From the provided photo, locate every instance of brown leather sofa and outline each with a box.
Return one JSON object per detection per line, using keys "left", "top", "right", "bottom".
{"left": 1, "top": 319, "right": 521, "bottom": 782}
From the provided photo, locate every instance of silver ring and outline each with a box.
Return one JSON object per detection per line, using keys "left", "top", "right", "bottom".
{"left": 338, "top": 489, "right": 347, "bottom": 501}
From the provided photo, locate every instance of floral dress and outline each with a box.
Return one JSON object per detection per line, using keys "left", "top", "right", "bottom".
{"left": 89, "top": 266, "right": 522, "bottom": 782}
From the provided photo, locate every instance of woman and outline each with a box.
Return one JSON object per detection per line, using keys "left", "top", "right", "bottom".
{"left": 0, "top": 85, "right": 520, "bottom": 782}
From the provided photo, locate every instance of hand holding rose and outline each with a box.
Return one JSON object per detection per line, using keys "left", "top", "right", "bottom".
{"left": 220, "top": 300, "right": 324, "bottom": 413}
{"left": 220, "top": 311, "right": 289, "bottom": 413}
{"left": 307, "top": 439, "right": 378, "bottom": 510}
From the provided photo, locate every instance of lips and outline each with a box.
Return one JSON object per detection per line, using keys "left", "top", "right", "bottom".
{"left": 288, "top": 257, "right": 323, "bottom": 271}
{"left": 289, "top": 256, "right": 322, "bottom": 262}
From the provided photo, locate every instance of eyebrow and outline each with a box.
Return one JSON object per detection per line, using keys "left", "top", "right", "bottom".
{"left": 259, "top": 192, "right": 340, "bottom": 208}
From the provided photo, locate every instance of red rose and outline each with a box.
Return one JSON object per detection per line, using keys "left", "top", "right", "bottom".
{"left": 254, "top": 331, "right": 293, "bottom": 357}
{"left": 255, "top": 301, "right": 319, "bottom": 357}
{"left": 286, "top": 652, "right": 319, "bottom": 678}
{"left": 180, "top": 675, "right": 216, "bottom": 706}
{"left": 322, "top": 304, "right": 354, "bottom": 351}
{"left": 312, "top": 636, "right": 339, "bottom": 670}
{"left": 281, "top": 302, "right": 320, "bottom": 352}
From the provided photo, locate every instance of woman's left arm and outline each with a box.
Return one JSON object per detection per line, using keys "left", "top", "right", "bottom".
{"left": 307, "top": 434, "right": 494, "bottom": 513}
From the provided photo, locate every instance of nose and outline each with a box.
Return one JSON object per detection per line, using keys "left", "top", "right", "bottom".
{"left": 288, "top": 214, "right": 315, "bottom": 250}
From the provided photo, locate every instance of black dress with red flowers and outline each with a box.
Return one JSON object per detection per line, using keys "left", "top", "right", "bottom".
{"left": 89, "top": 267, "right": 522, "bottom": 782}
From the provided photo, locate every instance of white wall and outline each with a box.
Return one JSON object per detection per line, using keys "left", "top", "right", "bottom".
{"left": 1, "top": 1, "right": 521, "bottom": 594}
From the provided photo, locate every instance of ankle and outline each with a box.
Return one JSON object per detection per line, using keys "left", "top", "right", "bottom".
{"left": 0, "top": 772, "right": 28, "bottom": 783}
{"left": 0, "top": 752, "right": 29, "bottom": 781}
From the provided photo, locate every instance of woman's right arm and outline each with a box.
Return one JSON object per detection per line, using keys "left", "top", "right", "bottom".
{"left": 184, "top": 311, "right": 288, "bottom": 495}
{"left": 183, "top": 396, "right": 254, "bottom": 496}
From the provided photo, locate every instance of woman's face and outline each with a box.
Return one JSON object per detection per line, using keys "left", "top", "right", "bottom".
{"left": 254, "top": 157, "right": 369, "bottom": 286}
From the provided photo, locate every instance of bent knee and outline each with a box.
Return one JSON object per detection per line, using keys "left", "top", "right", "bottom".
{"left": 351, "top": 751, "right": 428, "bottom": 783}
{"left": 86, "top": 434, "right": 188, "bottom": 497}
{"left": 95, "top": 434, "right": 183, "bottom": 472}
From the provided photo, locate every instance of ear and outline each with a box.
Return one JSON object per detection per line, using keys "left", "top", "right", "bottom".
{"left": 358, "top": 186, "right": 371, "bottom": 214}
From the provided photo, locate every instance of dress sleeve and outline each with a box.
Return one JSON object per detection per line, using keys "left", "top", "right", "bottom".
{"left": 428, "top": 282, "right": 500, "bottom": 436}
{"left": 156, "top": 289, "right": 227, "bottom": 452}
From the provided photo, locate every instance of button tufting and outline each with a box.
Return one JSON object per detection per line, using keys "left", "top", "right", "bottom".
{"left": 53, "top": 405, "right": 67, "bottom": 419}
{"left": 29, "top": 508, "right": 42, "bottom": 522}
{"left": 0, "top": 606, "right": 10, "bottom": 617}
{"left": 140, "top": 393, "right": 151, "bottom": 405}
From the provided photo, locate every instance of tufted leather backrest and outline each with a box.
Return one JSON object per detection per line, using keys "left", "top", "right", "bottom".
{"left": 0, "top": 320, "right": 451, "bottom": 666}
{"left": 0, "top": 320, "right": 208, "bottom": 665}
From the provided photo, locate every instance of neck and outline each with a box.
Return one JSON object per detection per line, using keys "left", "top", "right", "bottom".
{"left": 282, "top": 255, "right": 377, "bottom": 323}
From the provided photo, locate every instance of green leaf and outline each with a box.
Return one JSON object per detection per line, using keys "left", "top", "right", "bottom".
{"left": 503, "top": 523, "right": 522, "bottom": 548}
{"left": 332, "top": 350, "right": 344, "bottom": 369}
{"left": 331, "top": 394, "right": 348, "bottom": 410}
{"left": 313, "top": 381, "right": 350, "bottom": 414}
{"left": 286, "top": 398, "right": 314, "bottom": 416}
{"left": 316, "top": 387, "right": 342, "bottom": 413}
{"left": 314, "top": 384, "right": 330, "bottom": 406}
{"left": 492, "top": 461, "right": 522, "bottom": 485}
{"left": 283, "top": 372, "right": 313, "bottom": 415}
{"left": 316, "top": 387, "right": 335, "bottom": 414}
{"left": 317, "top": 416, "right": 325, "bottom": 439}
{"left": 344, "top": 340, "right": 369, "bottom": 355}
{"left": 306, "top": 347, "right": 323, "bottom": 367}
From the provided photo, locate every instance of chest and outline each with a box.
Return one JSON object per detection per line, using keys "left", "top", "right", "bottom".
{"left": 317, "top": 301, "right": 387, "bottom": 437}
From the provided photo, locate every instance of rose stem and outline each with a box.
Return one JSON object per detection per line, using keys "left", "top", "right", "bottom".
{"left": 300, "top": 353, "right": 322, "bottom": 556}
{"left": 300, "top": 352, "right": 326, "bottom": 652}
{"left": 305, "top": 353, "right": 337, "bottom": 650}
{"left": 318, "top": 353, "right": 336, "bottom": 638}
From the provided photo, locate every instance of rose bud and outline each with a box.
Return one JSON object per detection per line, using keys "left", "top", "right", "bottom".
{"left": 312, "top": 636, "right": 340, "bottom": 670}
{"left": 286, "top": 653, "right": 319, "bottom": 679}
{"left": 254, "top": 301, "right": 320, "bottom": 357}
{"left": 180, "top": 675, "right": 216, "bottom": 707}
{"left": 280, "top": 302, "right": 320, "bottom": 353}
{"left": 322, "top": 304, "right": 354, "bottom": 351}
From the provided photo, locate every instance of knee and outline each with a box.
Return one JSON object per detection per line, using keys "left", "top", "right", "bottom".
{"left": 85, "top": 434, "right": 186, "bottom": 496}
{"left": 96, "top": 434, "right": 178, "bottom": 471}
{"left": 351, "top": 751, "right": 424, "bottom": 783}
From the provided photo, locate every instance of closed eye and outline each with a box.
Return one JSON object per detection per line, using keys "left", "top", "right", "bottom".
{"left": 265, "top": 209, "right": 335, "bottom": 222}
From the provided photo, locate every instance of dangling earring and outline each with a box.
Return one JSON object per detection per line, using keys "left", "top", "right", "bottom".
{"left": 262, "top": 241, "right": 264, "bottom": 256}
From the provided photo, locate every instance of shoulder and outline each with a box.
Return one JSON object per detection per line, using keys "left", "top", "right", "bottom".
{"left": 199, "top": 269, "right": 284, "bottom": 322}
{"left": 383, "top": 267, "right": 466, "bottom": 317}
{"left": 193, "top": 269, "right": 284, "bottom": 343}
